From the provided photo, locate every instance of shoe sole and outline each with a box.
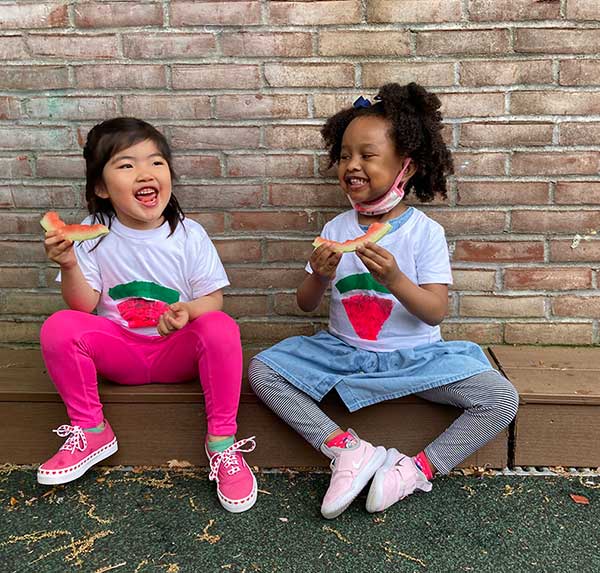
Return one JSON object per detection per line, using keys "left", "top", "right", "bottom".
{"left": 365, "top": 448, "right": 400, "bottom": 513}
{"left": 321, "top": 445, "right": 387, "bottom": 519}
{"left": 218, "top": 472, "right": 258, "bottom": 514}
{"left": 37, "top": 438, "right": 119, "bottom": 485}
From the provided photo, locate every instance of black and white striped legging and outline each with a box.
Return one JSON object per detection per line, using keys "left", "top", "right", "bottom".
{"left": 248, "top": 358, "right": 519, "bottom": 475}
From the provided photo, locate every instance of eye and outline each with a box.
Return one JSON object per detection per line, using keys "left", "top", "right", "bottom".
{"left": 362, "top": 154, "right": 375, "bottom": 159}
{"left": 339, "top": 154, "right": 350, "bottom": 161}
{"left": 117, "top": 163, "right": 133, "bottom": 169}
{"left": 153, "top": 160, "right": 165, "bottom": 166}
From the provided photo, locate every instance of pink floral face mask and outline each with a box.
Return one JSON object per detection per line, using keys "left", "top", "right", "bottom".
{"left": 348, "top": 158, "right": 412, "bottom": 216}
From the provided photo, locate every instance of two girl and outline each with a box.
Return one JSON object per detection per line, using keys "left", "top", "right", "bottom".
{"left": 39, "top": 83, "right": 518, "bottom": 519}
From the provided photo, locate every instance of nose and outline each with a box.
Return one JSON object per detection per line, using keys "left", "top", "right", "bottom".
{"left": 346, "top": 154, "right": 361, "bottom": 172}
{"left": 135, "top": 171, "right": 154, "bottom": 182}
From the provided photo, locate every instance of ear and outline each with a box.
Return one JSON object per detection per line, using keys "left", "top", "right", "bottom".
{"left": 95, "top": 181, "right": 109, "bottom": 199}
{"left": 405, "top": 160, "right": 418, "bottom": 179}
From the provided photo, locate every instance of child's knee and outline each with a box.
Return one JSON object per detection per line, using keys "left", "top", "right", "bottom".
{"left": 40, "top": 309, "right": 83, "bottom": 348}
{"left": 188, "top": 310, "right": 240, "bottom": 344}
{"left": 487, "top": 374, "right": 519, "bottom": 427}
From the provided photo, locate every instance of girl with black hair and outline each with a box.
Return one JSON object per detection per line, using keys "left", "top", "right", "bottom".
{"left": 249, "top": 83, "right": 518, "bottom": 518}
{"left": 38, "top": 118, "right": 257, "bottom": 514}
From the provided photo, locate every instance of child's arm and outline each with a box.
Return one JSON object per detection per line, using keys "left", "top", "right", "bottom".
{"left": 44, "top": 231, "right": 100, "bottom": 312}
{"left": 297, "top": 244, "right": 342, "bottom": 312}
{"left": 356, "top": 242, "right": 448, "bottom": 326}
{"left": 157, "top": 289, "right": 223, "bottom": 336}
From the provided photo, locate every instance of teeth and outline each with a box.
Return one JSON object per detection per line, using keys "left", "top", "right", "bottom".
{"left": 349, "top": 178, "right": 367, "bottom": 185}
{"left": 136, "top": 188, "right": 156, "bottom": 196}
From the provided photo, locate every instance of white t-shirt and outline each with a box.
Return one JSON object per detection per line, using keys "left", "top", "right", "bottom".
{"left": 57, "top": 216, "right": 229, "bottom": 336}
{"left": 307, "top": 208, "right": 453, "bottom": 352}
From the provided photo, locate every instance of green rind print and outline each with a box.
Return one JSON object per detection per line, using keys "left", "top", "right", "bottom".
{"left": 335, "top": 273, "right": 390, "bottom": 295}
{"left": 108, "top": 281, "right": 180, "bottom": 304}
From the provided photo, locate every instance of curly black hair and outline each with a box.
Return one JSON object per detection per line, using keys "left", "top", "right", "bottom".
{"left": 321, "top": 82, "right": 453, "bottom": 202}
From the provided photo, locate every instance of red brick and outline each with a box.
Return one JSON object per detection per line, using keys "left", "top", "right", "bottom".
{"left": 227, "top": 267, "right": 306, "bottom": 289}
{"left": 27, "top": 34, "right": 118, "bottom": 59}
{"left": 460, "top": 123, "right": 553, "bottom": 147}
{"left": 441, "top": 322, "right": 502, "bottom": 344}
{"left": 172, "top": 65, "right": 259, "bottom": 90}
{"left": 270, "top": 1, "right": 360, "bottom": 24}
{"left": 511, "top": 91, "right": 600, "bottom": 115}
{"left": 0, "top": 268, "right": 39, "bottom": 288}
{"left": 460, "top": 59, "right": 552, "bottom": 87}
{"left": 0, "top": 36, "right": 28, "bottom": 59}
{"left": 368, "top": 0, "right": 461, "bottom": 22}
{"left": 440, "top": 93, "right": 505, "bottom": 118}
{"left": 456, "top": 182, "right": 549, "bottom": 205}
{"left": 504, "top": 268, "right": 592, "bottom": 291}
{"left": 239, "top": 321, "right": 315, "bottom": 344}
{"left": 559, "top": 122, "right": 600, "bottom": 146}
{"left": 425, "top": 209, "right": 506, "bottom": 235}
{"left": 451, "top": 269, "right": 496, "bottom": 291}
{"left": 417, "top": 30, "right": 509, "bottom": 56}
{"left": 453, "top": 153, "right": 507, "bottom": 176}
{"left": 362, "top": 63, "right": 454, "bottom": 88}
{"left": 269, "top": 184, "right": 346, "bottom": 208}
{"left": 0, "top": 127, "right": 71, "bottom": 151}
{"left": 214, "top": 239, "right": 262, "bottom": 263}
{"left": 552, "top": 296, "right": 600, "bottom": 318}
{"left": 35, "top": 155, "right": 83, "bottom": 179}
{"left": 512, "top": 152, "right": 600, "bottom": 176}
{"left": 567, "top": 1, "right": 600, "bottom": 20}
{"left": 274, "top": 293, "right": 327, "bottom": 318}
{"left": 123, "top": 33, "right": 216, "bottom": 59}
{"left": 0, "top": 65, "right": 69, "bottom": 90}
{"left": 0, "top": 188, "right": 12, "bottom": 208}
{"left": 223, "top": 295, "right": 269, "bottom": 318}
{"left": 0, "top": 241, "right": 47, "bottom": 263}
{"left": 550, "top": 240, "right": 600, "bottom": 262}
{"left": 505, "top": 322, "right": 592, "bottom": 345}
{"left": 75, "top": 1, "right": 163, "bottom": 27}
{"left": 468, "top": 0, "right": 559, "bottom": 21}
{"left": 170, "top": 127, "right": 260, "bottom": 150}
{"left": 265, "top": 64, "right": 354, "bottom": 88}
{"left": 171, "top": 155, "right": 221, "bottom": 179}
{"left": 313, "top": 94, "right": 363, "bottom": 118}
{"left": 232, "top": 212, "right": 319, "bottom": 232}
{"left": 0, "top": 321, "right": 42, "bottom": 344}
{"left": 0, "top": 97, "right": 21, "bottom": 120}
{"left": 516, "top": 29, "right": 599, "bottom": 54}
{"left": 176, "top": 185, "right": 262, "bottom": 209}
{"left": 227, "top": 155, "right": 313, "bottom": 178}
{"left": 222, "top": 32, "right": 312, "bottom": 57}
{"left": 122, "top": 96, "right": 211, "bottom": 120}
{"left": 265, "top": 125, "right": 323, "bottom": 150}
{"left": 560, "top": 60, "right": 600, "bottom": 86}
{"left": 461, "top": 295, "right": 544, "bottom": 317}
{"left": 75, "top": 65, "right": 166, "bottom": 89}
{"left": 0, "top": 156, "right": 33, "bottom": 178}
{"left": 0, "top": 3, "right": 68, "bottom": 28}
{"left": 11, "top": 186, "right": 81, "bottom": 209}
{"left": 555, "top": 182, "right": 600, "bottom": 205}
{"left": 512, "top": 210, "right": 600, "bottom": 234}
{"left": 171, "top": 1, "right": 261, "bottom": 26}
{"left": 27, "top": 97, "right": 117, "bottom": 120}
{"left": 1, "top": 292, "right": 65, "bottom": 315}
{"left": 215, "top": 95, "right": 307, "bottom": 119}
{"left": 265, "top": 240, "right": 312, "bottom": 262}
{"left": 454, "top": 241, "right": 544, "bottom": 262}
{"left": 185, "top": 213, "right": 225, "bottom": 235}
{"left": 320, "top": 31, "right": 410, "bottom": 56}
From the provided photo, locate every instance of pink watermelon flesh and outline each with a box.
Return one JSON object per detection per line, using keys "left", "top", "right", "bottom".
{"left": 313, "top": 222, "right": 392, "bottom": 253}
{"left": 40, "top": 211, "right": 109, "bottom": 241}
{"left": 341, "top": 294, "right": 393, "bottom": 340}
{"left": 117, "top": 298, "right": 169, "bottom": 329}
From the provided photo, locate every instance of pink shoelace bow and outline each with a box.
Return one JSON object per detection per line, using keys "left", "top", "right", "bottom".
{"left": 54, "top": 425, "right": 87, "bottom": 454}
{"left": 208, "top": 436, "right": 256, "bottom": 482}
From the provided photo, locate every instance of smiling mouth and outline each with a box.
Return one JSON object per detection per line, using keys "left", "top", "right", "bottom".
{"left": 135, "top": 187, "right": 159, "bottom": 207}
{"left": 346, "top": 177, "right": 369, "bottom": 190}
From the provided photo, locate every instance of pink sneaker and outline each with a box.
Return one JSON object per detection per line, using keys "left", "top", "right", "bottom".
{"left": 366, "top": 448, "right": 432, "bottom": 513}
{"left": 37, "top": 421, "right": 118, "bottom": 485}
{"left": 206, "top": 436, "right": 257, "bottom": 513}
{"left": 320, "top": 429, "right": 386, "bottom": 519}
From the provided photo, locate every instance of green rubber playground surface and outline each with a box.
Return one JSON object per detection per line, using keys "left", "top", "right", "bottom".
{"left": 1, "top": 465, "right": 599, "bottom": 573}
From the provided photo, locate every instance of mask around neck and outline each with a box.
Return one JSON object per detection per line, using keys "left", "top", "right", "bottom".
{"left": 348, "top": 158, "right": 412, "bottom": 216}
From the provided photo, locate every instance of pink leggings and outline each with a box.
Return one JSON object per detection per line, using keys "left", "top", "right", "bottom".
{"left": 40, "top": 309, "right": 242, "bottom": 436}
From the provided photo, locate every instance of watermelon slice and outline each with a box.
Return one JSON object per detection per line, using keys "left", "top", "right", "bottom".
{"left": 341, "top": 294, "right": 393, "bottom": 340}
{"left": 40, "top": 211, "right": 109, "bottom": 242}
{"left": 312, "top": 222, "right": 392, "bottom": 253}
{"left": 117, "top": 298, "right": 169, "bottom": 329}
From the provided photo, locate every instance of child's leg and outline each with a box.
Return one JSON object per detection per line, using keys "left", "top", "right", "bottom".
{"left": 414, "top": 370, "right": 519, "bottom": 475}
{"left": 249, "top": 358, "right": 386, "bottom": 519}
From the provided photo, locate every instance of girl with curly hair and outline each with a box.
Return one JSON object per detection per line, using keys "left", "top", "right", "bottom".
{"left": 249, "top": 83, "right": 518, "bottom": 518}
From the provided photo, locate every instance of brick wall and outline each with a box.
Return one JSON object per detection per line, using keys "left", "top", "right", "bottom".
{"left": 1, "top": 0, "right": 599, "bottom": 347}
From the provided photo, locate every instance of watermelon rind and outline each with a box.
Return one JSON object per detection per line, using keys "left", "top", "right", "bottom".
{"left": 40, "top": 211, "right": 109, "bottom": 241}
{"left": 108, "top": 281, "right": 180, "bottom": 305}
{"left": 312, "top": 222, "right": 392, "bottom": 253}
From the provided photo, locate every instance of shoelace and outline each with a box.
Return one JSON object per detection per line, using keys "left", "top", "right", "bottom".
{"left": 208, "top": 436, "right": 256, "bottom": 483}
{"left": 54, "top": 425, "right": 87, "bottom": 454}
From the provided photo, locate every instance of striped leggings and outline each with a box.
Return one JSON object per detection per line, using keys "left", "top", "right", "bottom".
{"left": 248, "top": 358, "right": 519, "bottom": 475}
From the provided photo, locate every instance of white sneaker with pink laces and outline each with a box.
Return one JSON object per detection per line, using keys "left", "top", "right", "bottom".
{"left": 366, "top": 448, "right": 432, "bottom": 513}
{"left": 320, "top": 429, "right": 386, "bottom": 519}
{"left": 205, "top": 436, "right": 257, "bottom": 513}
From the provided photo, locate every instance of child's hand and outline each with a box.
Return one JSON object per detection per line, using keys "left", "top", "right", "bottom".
{"left": 356, "top": 242, "right": 402, "bottom": 288}
{"left": 157, "top": 301, "right": 190, "bottom": 336}
{"left": 44, "top": 230, "right": 78, "bottom": 270}
{"left": 309, "top": 244, "right": 342, "bottom": 282}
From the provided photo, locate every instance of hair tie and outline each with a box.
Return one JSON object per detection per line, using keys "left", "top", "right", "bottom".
{"left": 353, "top": 96, "right": 371, "bottom": 109}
